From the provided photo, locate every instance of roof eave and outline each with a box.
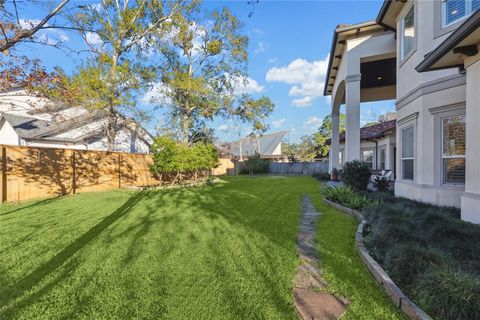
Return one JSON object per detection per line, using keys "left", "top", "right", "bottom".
{"left": 416, "top": 10, "right": 480, "bottom": 72}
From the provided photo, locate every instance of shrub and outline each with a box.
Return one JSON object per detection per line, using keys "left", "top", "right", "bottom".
{"left": 244, "top": 153, "right": 269, "bottom": 174}
{"left": 363, "top": 198, "right": 479, "bottom": 320}
{"left": 322, "top": 186, "right": 372, "bottom": 210}
{"left": 312, "top": 172, "right": 330, "bottom": 181}
{"left": 417, "top": 266, "right": 480, "bottom": 320}
{"left": 150, "top": 136, "right": 218, "bottom": 183}
{"left": 342, "top": 160, "right": 371, "bottom": 191}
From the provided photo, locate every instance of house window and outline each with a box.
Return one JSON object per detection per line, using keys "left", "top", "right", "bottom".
{"left": 442, "top": 115, "right": 466, "bottom": 184}
{"left": 400, "top": 4, "right": 415, "bottom": 60}
{"left": 443, "top": 0, "right": 480, "bottom": 27}
{"left": 362, "top": 150, "right": 374, "bottom": 170}
{"left": 379, "top": 147, "right": 386, "bottom": 170}
{"left": 339, "top": 151, "right": 343, "bottom": 165}
{"left": 401, "top": 126, "right": 414, "bottom": 180}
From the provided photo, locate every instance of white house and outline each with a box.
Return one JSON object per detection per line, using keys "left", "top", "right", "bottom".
{"left": 0, "top": 89, "right": 153, "bottom": 153}
{"left": 218, "top": 131, "right": 288, "bottom": 161}
{"left": 324, "top": 0, "right": 480, "bottom": 223}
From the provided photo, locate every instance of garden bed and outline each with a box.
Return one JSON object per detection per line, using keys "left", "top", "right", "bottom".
{"left": 323, "top": 185, "right": 480, "bottom": 320}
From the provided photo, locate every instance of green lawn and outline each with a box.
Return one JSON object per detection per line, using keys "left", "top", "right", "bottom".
{"left": 311, "top": 192, "right": 405, "bottom": 320}
{"left": 0, "top": 176, "right": 403, "bottom": 319}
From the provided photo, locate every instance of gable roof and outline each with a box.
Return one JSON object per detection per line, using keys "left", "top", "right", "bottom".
{"left": 2, "top": 113, "right": 56, "bottom": 139}
{"left": 376, "top": 0, "right": 406, "bottom": 31}
{"left": 224, "top": 131, "right": 288, "bottom": 157}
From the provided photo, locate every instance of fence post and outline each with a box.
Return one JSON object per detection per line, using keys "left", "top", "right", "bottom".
{"left": 2, "top": 147, "right": 6, "bottom": 202}
{"left": 72, "top": 151, "right": 76, "bottom": 194}
{"left": 118, "top": 153, "right": 121, "bottom": 189}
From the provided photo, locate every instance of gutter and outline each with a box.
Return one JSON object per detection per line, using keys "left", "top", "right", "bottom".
{"left": 376, "top": 0, "right": 396, "bottom": 32}
{"left": 416, "top": 9, "right": 480, "bottom": 72}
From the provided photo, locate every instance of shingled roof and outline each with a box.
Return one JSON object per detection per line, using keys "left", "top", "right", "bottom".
{"left": 339, "top": 119, "right": 396, "bottom": 142}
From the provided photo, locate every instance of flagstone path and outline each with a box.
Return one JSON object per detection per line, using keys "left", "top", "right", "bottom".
{"left": 293, "top": 196, "right": 347, "bottom": 320}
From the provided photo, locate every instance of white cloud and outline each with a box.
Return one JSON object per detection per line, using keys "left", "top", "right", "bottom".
{"left": 234, "top": 77, "right": 264, "bottom": 95}
{"left": 142, "top": 83, "right": 172, "bottom": 105}
{"left": 304, "top": 116, "right": 322, "bottom": 128}
{"left": 18, "top": 19, "right": 42, "bottom": 30}
{"left": 268, "top": 57, "right": 278, "bottom": 64}
{"left": 266, "top": 55, "right": 329, "bottom": 107}
{"left": 85, "top": 32, "right": 103, "bottom": 45}
{"left": 218, "top": 124, "right": 230, "bottom": 131}
{"left": 272, "top": 118, "right": 285, "bottom": 128}
{"left": 254, "top": 41, "right": 266, "bottom": 54}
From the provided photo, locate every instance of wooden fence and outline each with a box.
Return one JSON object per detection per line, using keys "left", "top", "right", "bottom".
{"left": 268, "top": 161, "right": 329, "bottom": 175}
{"left": 0, "top": 145, "right": 232, "bottom": 203}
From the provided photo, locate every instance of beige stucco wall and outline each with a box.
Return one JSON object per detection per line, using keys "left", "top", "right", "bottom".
{"left": 394, "top": 0, "right": 469, "bottom": 208}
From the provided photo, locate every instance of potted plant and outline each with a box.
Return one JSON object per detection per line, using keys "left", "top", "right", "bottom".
{"left": 331, "top": 168, "right": 339, "bottom": 181}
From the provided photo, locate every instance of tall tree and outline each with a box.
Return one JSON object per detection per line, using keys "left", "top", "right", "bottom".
{"left": 149, "top": 4, "right": 274, "bottom": 145}
{"left": 61, "top": 0, "right": 185, "bottom": 151}
{"left": 314, "top": 114, "right": 346, "bottom": 157}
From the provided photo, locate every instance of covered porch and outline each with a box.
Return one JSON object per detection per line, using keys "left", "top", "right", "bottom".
{"left": 324, "top": 21, "right": 396, "bottom": 173}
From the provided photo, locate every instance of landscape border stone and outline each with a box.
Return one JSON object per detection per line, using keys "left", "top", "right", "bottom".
{"left": 323, "top": 198, "right": 433, "bottom": 320}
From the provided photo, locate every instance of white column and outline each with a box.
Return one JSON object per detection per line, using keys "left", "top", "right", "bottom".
{"left": 330, "top": 113, "right": 340, "bottom": 172}
{"left": 461, "top": 57, "right": 480, "bottom": 223}
{"left": 345, "top": 74, "right": 361, "bottom": 162}
{"left": 385, "top": 136, "right": 391, "bottom": 170}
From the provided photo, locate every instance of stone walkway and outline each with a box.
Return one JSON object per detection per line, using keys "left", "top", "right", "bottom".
{"left": 293, "top": 196, "right": 347, "bottom": 320}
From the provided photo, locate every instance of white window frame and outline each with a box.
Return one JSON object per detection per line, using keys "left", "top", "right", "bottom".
{"left": 441, "top": 115, "right": 466, "bottom": 185}
{"left": 401, "top": 125, "right": 415, "bottom": 181}
{"left": 362, "top": 149, "right": 375, "bottom": 171}
{"left": 443, "top": 0, "right": 478, "bottom": 28}
{"left": 400, "top": 3, "right": 416, "bottom": 62}
{"left": 379, "top": 146, "right": 386, "bottom": 170}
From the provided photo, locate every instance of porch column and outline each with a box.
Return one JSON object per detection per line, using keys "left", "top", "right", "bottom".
{"left": 345, "top": 74, "right": 361, "bottom": 162}
{"left": 461, "top": 57, "right": 480, "bottom": 223}
{"left": 330, "top": 113, "right": 340, "bottom": 172}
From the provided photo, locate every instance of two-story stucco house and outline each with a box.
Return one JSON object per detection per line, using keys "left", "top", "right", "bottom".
{"left": 324, "top": 0, "right": 480, "bottom": 223}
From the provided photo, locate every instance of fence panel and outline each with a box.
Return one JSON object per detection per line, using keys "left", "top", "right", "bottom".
{"left": 0, "top": 145, "right": 233, "bottom": 203}
{"left": 4, "top": 146, "right": 74, "bottom": 202}
{"left": 268, "top": 161, "right": 329, "bottom": 175}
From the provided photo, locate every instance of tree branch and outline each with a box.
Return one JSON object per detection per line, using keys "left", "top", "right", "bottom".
{"left": 0, "top": 0, "right": 70, "bottom": 52}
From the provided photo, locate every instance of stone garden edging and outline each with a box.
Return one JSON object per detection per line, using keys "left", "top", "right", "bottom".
{"left": 323, "top": 198, "right": 433, "bottom": 320}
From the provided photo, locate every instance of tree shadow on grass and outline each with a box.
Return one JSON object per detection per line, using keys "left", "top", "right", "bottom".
{"left": 0, "top": 197, "right": 63, "bottom": 218}
{"left": 0, "top": 190, "right": 148, "bottom": 310}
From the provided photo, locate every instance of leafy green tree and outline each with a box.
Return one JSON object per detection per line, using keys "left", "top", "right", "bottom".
{"left": 314, "top": 114, "right": 346, "bottom": 157}
{"left": 57, "top": 0, "right": 184, "bottom": 151}
{"left": 150, "top": 4, "right": 274, "bottom": 144}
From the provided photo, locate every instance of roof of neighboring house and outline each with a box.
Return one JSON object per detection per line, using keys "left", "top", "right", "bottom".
{"left": 1, "top": 111, "right": 153, "bottom": 146}
{"left": 223, "top": 131, "right": 288, "bottom": 158}
{"left": 323, "top": 21, "right": 391, "bottom": 96}
{"left": 327, "top": 119, "right": 396, "bottom": 144}
{"left": 1, "top": 113, "right": 56, "bottom": 139}
{"left": 416, "top": 9, "right": 480, "bottom": 72}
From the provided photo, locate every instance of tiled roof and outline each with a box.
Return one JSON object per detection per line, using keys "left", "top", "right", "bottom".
{"left": 339, "top": 119, "right": 396, "bottom": 142}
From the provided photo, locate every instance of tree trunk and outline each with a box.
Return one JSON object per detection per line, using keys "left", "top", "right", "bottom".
{"left": 107, "top": 107, "right": 117, "bottom": 151}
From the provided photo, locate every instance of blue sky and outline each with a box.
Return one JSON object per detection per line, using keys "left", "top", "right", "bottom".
{"left": 15, "top": 0, "right": 395, "bottom": 143}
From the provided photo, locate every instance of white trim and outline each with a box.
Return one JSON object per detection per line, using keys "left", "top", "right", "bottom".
{"left": 400, "top": 2, "right": 416, "bottom": 63}
{"left": 442, "top": 0, "right": 477, "bottom": 28}
{"left": 441, "top": 114, "right": 466, "bottom": 186}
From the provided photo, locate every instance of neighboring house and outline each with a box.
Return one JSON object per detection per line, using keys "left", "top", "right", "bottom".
{"left": 0, "top": 89, "right": 153, "bottom": 153}
{"left": 324, "top": 1, "right": 480, "bottom": 223}
{"left": 218, "top": 131, "right": 288, "bottom": 161}
{"left": 335, "top": 119, "right": 396, "bottom": 174}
